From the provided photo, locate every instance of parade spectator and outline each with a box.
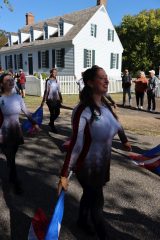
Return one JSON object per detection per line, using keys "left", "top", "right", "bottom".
{"left": 147, "top": 70, "right": 158, "bottom": 112}
{"left": 133, "top": 71, "right": 148, "bottom": 109}
{"left": 19, "top": 69, "right": 26, "bottom": 98}
{"left": 122, "top": 69, "right": 132, "bottom": 107}
{"left": 0, "top": 73, "right": 40, "bottom": 194}
{"left": 76, "top": 72, "right": 85, "bottom": 94}
{"left": 58, "top": 65, "right": 131, "bottom": 239}
{"left": 41, "top": 68, "right": 63, "bottom": 133}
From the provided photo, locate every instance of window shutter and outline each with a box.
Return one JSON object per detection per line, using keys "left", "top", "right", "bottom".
{"left": 14, "top": 55, "right": 17, "bottom": 70}
{"left": 45, "top": 50, "right": 49, "bottom": 68}
{"left": 10, "top": 55, "right": 13, "bottom": 68}
{"left": 110, "top": 53, "right": 113, "bottom": 69}
{"left": 92, "top": 50, "right": 95, "bottom": 66}
{"left": 112, "top": 30, "right": 114, "bottom": 41}
{"left": 52, "top": 49, "right": 55, "bottom": 68}
{"left": 20, "top": 54, "right": 23, "bottom": 69}
{"left": 38, "top": 51, "right": 41, "bottom": 69}
{"left": 84, "top": 49, "right": 87, "bottom": 68}
{"left": 95, "top": 25, "right": 97, "bottom": 37}
{"left": 116, "top": 54, "right": 119, "bottom": 69}
{"left": 5, "top": 56, "right": 7, "bottom": 69}
{"left": 61, "top": 48, "right": 65, "bottom": 68}
{"left": 108, "top": 29, "right": 110, "bottom": 40}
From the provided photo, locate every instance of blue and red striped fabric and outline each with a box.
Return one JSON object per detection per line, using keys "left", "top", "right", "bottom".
{"left": 45, "top": 190, "right": 65, "bottom": 240}
{"left": 129, "top": 144, "right": 160, "bottom": 175}
{"left": 28, "top": 191, "right": 65, "bottom": 240}
{"left": 28, "top": 208, "right": 48, "bottom": 240}
{"left": 22, "top": 106, "right": 43, "bottom": 134}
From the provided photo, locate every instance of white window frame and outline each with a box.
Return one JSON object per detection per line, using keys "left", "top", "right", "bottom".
{"left": 108, "top": 29, "right": 114, "bottom": 41}
{"left": 110, "top": 53, "right": 119, "bottom": 69}
{"left": 59, "top": 21, "right": 64, "bottom": 36}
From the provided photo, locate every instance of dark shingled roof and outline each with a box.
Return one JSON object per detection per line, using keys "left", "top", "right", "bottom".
{"left": 0, "top": 5, "right": 100, "bottom": 52}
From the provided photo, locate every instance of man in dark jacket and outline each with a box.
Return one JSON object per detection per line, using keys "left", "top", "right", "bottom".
{"left": 122, "top": 69, "right": 132, "bottom": 107}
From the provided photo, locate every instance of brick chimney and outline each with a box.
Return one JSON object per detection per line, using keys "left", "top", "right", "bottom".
{"left": 26, "top": 12, "right": 34, "bottom": 25}
{"left": 97, "top": 0, "right": 106, "bottom": 6}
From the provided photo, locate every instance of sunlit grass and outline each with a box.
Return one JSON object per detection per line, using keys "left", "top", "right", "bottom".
{"left": 24, "top": 93, "right": 123, "bottom": 109}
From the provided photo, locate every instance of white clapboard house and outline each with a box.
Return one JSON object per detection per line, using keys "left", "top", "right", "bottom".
{"left": 0, "top": 0, "right": 123, "bottom": 94}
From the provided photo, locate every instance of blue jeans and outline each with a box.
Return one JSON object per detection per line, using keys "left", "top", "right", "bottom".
{"left": 123, "top": 87, "right": 131, "bottom": 105}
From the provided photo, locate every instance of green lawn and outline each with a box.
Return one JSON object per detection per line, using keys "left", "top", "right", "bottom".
{"left": 24, "top": 93, "right": 123, "bottom": 110}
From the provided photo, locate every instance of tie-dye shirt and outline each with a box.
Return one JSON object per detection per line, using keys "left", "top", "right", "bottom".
{"left": 0, "top": 93, "right": 30, "bottom": 145}
{"left": 61, "top": 103, "right": 128, "bottom": 187}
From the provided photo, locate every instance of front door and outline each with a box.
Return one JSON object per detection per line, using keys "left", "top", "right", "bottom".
{"left": 28, "top": 54, "right": 33, "bottom": 75}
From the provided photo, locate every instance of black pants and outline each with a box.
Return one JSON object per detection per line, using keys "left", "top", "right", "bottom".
{"left": 2, "top": 144, "right": 19, "bottom": 183}
{"left": 147, "top": 91, "right": 156, "bottom": 110}
{"left": 135, "top": 92, "right": 144, "bottom": 107}
{"left": 46, "top": 100, "right": 61, "bottom": 127}
{"left": 78, "top": 182, "right": 107, "bottom": 240}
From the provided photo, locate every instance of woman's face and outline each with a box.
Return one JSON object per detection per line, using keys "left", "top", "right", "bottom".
{"left": 51, "top": 70, "right": 57, "bottom": 78}
{"left": 2, "top": 75, "right": 15, "bottom": 91}
{"left": 89, "top": 69, "right": 109, "bottom": 95}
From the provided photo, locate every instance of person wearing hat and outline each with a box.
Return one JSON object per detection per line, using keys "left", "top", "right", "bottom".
{"left": 147, "top": 70, "right": 158, "bottom": 112}
{"left": 18, "top": 69, "right": 26, "bottom": 98}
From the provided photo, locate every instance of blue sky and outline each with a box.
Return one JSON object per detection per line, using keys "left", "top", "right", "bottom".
{"left": 0, "top": 0, "right": 160, "bottom": 32}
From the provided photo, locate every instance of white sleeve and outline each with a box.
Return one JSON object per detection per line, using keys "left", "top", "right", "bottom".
{"left": 68, "top": 111, "right": 87, "bottom": 170}
{"left": 20, "top": 97, "right": 31, "bottom": 117}
{"left": 61, "top": 107, "right": 90, "bottom": 176}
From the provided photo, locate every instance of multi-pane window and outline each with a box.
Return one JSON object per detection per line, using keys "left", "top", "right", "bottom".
{"left": 44, "top": 25, "right": 48, "bottom": 39}
{"left": 91, "top": 24, "right": 97, "bottom": 37}
{"left": 5, "top": 55, "right": 13, "bottom": 69}
{"left": 110, "top": 53, "right": 119, "bottom": 69}
{"left": 59, "top": 21, "right": 64, "bottom": 36}
{"left": 108, "top": 29, "right": 114, "bottom": 41}
{"left": 38, "top": 50, "right": 49, "bottom": 68}
{"left": 7, "top": 55, "right": 13, "bottom": 69}
{"left": 56, "top": 49, "right": 65, "bottom": 67}
{"left": 16, "top": 54, "right": 23, "bottom": 69}
{"left": 30, "top": 27, "right": 34, "bottom": 41}
{"left": 84, "top": 49, "right": 95, "bottom": 68}
{"left": 18, "top": 32, "right": 21, "bottom": 44}
{"left": 52, "top": 49, "right": 65, "bottom": 68}
{"left": 9, "top": 35, "right": 12, "bottom": 46}
{"left": 5, "top": 54, "right": 23, "bottom": 70}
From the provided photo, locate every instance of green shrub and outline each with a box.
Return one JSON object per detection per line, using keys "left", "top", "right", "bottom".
{"left": 41, "top": 72, "right": 48, "bottom": 80}
{"left": 33, "top": 72, "right": 39, "bottom": 78}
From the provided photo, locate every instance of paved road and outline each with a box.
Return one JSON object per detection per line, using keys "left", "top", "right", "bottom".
{"left": 0, "top": 108, "right": 159, "bottom": 240}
